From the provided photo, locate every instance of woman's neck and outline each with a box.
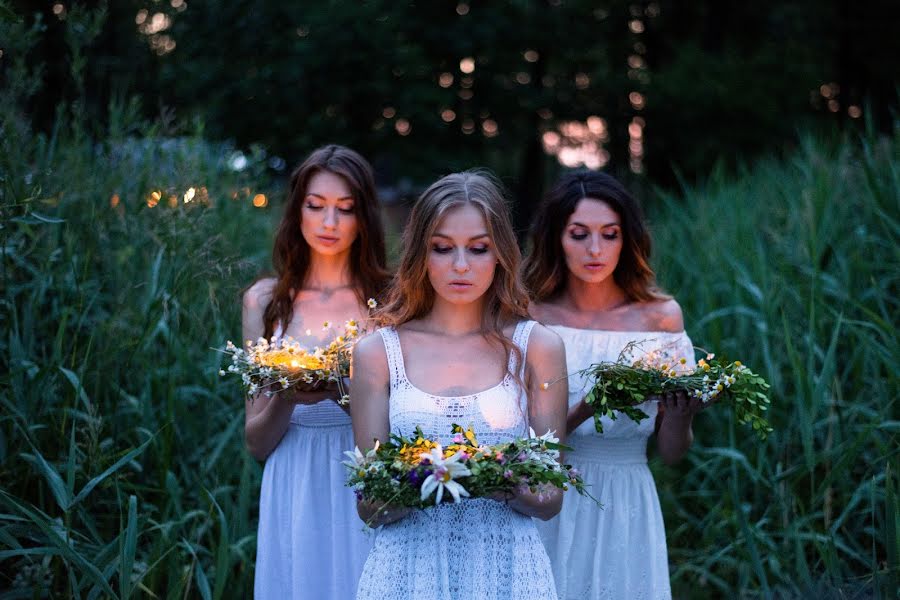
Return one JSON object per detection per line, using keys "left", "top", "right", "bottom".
{"left": 562, "top": 276, "right": 629, "bottom": 313}
{"left": 423, "top": 296, "right": 486, "bottom": 336}
{"left": 303, "top": 252, "right": 353, "bottom": 292}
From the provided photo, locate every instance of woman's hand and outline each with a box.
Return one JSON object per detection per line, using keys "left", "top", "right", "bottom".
{"left": 656, "top": 389, "right": 704, "bottom": 419}
{"left": 272, "top": 379, "right": 339, "bottom": 405}
{"left": 356, "top": 499, "right": 412, "bottom": 528}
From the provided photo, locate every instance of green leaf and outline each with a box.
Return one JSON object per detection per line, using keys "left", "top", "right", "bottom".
{"left": 21, "top": 449, "right": 72, "bottom": 512}
{"left": 71, "top": 436, "right": 154, "bottom": 508}
{"left": 119, "top": 495, "right": 138, "bottom": 599}
{"left": 10, "top": 212, "right": 66, "bottom": 224}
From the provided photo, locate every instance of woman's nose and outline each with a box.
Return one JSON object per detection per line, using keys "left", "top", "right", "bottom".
{"left": 323, "top": 207, "right": 338, "bottom": 229}
{"left": 453, "top": 249, "right": 470, "bottom": 272}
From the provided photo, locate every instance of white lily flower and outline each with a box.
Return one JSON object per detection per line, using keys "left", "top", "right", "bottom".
{"left": 419, "top": 446, "right": 471, "bottom": 504}
{"left": 342, "top": 447, "right": 366, "bottom": 469}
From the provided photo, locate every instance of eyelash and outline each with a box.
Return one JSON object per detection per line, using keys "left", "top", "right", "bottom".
{"left": 432, "top": 245, "right": 490, "bottom": 255}
{"left": 305, "top": 202, "right": 354, "bottom": 214}
{"left": 569, "top": 231, "right": 619, "bottom": 241}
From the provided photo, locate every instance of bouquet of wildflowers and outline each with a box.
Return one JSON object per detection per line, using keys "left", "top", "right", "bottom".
{"left": 344, "top": 425, "right": 595, "bottom": 524}
{"left": 548, "top": 340, "right": 772, "bottom": 439}
{"left": 217, "top": 298, "right": 378, "bottom": 404}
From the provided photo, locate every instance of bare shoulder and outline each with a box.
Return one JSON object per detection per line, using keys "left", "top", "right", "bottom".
{"left": 639, "top": 298, "right": 684, "bottom": 333}
{"left": 525, "top": 322, "right": 566, "bottom": 361}
{"left": 242, "top": 277, "right": 277, "bottom": 311}
{"left": 351, "top": 330, "right": 389, "bottom": 377}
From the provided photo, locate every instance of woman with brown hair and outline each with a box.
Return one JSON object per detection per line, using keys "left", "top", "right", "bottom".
{"left": 350, "top": 171, "right": 568, "bottom": 599}
{"left": 242, "top": 145, "right": 388, "bottom": 599}
{"left": 525, "top": 171, "right": 701, "bottom": 600}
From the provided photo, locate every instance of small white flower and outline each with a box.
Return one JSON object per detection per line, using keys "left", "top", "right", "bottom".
{"left": 420, "top": 446, "right": 471, "bottom": 504}
{"left": 305, "top": 329, "right": 312, "bottom": 336}
{"left": 279, "top": 377, "right": 289, "bottom": 388}
{"left": 367, "top": 298, "right": 378, "bottom": 309}
{"left": 322, "top": 321, "right": 332, "bottom": 330}
{"left": 218, "top": 370, "right": 226, "bottom": 376}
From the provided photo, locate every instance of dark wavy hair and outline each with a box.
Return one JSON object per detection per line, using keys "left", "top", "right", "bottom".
{"left": 522, "top": 170, "right": 667, "bottom": 303}
{"left": 262, "top": 145, "right": 389, "bottom": 338}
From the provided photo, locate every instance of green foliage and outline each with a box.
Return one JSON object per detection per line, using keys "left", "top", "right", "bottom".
{"left": 1, "top": 4, "right": 897, "bottom": 597}
{"left": 580, "top": 348, "right": 772, "bottom": 439}
{"left": 650, "top": 127, "right": 899, "bottom": 598}
{"left": 0, "top": 17, "right": 279, "bottom": 595}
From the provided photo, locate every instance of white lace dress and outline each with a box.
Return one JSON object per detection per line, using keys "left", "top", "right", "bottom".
{"left": 356, "top": 321, "right": 559, "bottom": 600}
{"left": 535, "top": 327, "right": 695, "bottom": 600}
{"left": 254, "top": 325, "right": 372, "bottom": 600}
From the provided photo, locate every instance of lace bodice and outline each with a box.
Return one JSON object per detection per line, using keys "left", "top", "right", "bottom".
{"left": 378, "top": 320, "right": 536, "bottom": 445}
{"left": 549, "top": 326, "right": 695, "bottom": 439}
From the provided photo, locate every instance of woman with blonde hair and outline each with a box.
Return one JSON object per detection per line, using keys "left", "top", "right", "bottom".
{"left": 351, "top": 171, "right": 568, "bottom": 599}
{"left": 243, "top": 145, "right": 388, "bottom": 599}
{"left": 526, "top": 170, "right": 701, "bottom": 600}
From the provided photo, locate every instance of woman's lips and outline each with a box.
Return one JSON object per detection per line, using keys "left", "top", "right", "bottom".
{"left": 584, "top": 262, "right": 606, "bottom": 271}
{"left": 316, "top": 235, "right": 339, "bottom": 245}
{"left": 448, "top": 280, "right": 473, "bottom": 290}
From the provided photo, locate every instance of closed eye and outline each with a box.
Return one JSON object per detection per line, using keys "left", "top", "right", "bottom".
{"left": 432, "top": 245, "right": 453, "bottom": 254}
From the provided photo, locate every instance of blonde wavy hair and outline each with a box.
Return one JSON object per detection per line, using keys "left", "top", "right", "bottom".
{"left": 378, "top": 171, "right": 531, "bottom": 384}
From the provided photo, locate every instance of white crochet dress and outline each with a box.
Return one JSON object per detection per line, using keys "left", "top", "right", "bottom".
{"left": 356, "top": 321, "right": 559, "bottom": 600}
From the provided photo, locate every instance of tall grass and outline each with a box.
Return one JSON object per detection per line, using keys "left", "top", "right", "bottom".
{"left": 2, "top": 7, "right": 898, "bottom": 599}
{"left": 650, "top": 131, "right": 899, "bottom": 598}
{"left": 2, "top": 13, "right": 279, "bottom": 596}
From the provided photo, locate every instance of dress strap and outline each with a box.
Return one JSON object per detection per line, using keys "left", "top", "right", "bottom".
{"left": 272, "top": 321, "right": 284, "bottom": 342}
{"left": 508, "top": 320, "right": 537, "bottom": 380}
{"left": 377, "top": 327, "right": 406, "bottom": 391}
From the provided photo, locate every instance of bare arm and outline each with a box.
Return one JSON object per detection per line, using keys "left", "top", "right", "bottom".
{"left": 350, "top": 333, "right": 411, "bottom": 526}
{"left": 566, "top": 399, "right": 594, "bottom": 435}
{"left": 242, "top": 281, "right": 336, "bottom": 462}
{"left": 504, "top": 324, "right": 569, "bottom": 521}
{"left": 655, "top": 391, "right": 703, "bottom": 465}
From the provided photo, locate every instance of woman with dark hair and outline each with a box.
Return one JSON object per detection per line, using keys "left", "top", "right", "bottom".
{"left": 243, "top": 145, "right": 389, "bottom": 599}
{"left": 351, "top": 171, "right": 568, "bottom": 599}
{"left": 525, "top": 171, "right": 701, "bottom": 600}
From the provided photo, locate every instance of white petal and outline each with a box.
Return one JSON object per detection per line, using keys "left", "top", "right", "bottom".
{"left": 421, "top": 476, "right": 438, "bottom": 501}
{"left": 446, "top": 480, "right": 470, "bottom": 503}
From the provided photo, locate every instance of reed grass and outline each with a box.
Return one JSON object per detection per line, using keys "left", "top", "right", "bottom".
{"left": 1, "top": 9, "right": 897, "bottom": 597}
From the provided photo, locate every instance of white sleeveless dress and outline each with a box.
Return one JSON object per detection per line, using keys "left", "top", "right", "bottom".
{"left": 535, "top": 327, "right": 695, "bottom": 600}
{"left": 356, "top": 321, "right": 559, "bottom": 600}
{"left": 254, "top": 325, "right": 372, "bottom": 600}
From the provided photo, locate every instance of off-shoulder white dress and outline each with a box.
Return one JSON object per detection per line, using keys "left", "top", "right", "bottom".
{"left": 536, "top": 327, "right": 695, "bottom": 600}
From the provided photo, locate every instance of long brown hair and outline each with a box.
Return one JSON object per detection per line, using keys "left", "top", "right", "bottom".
{"left": 262, "top": 145, "right": 389, "bottom": 338}
{"left": 522, "top": 170, "right": 668, "bottom": 303}
{"left": 379, "top": 171, "right": 530, "bottom": 380}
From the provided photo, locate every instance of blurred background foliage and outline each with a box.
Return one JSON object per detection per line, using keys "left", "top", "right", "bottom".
{"left": 1, "top": 1, "right": 898, "bottom": 598}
